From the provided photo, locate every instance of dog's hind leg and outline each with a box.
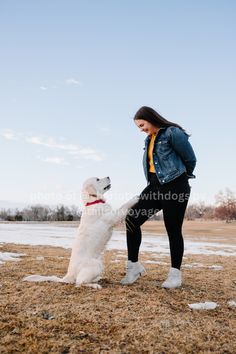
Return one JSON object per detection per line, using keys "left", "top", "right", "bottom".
{"left": 75, "top": 277, "right": 102, "bottom": 289}
{"left": 75, "top": 260, "right": 103, "bottom": 289}
{"left": 78, "top": 283, "right": 102, "bottom": 290}
{"left": 61, "top": 273, "right": 76, "bottom": 284}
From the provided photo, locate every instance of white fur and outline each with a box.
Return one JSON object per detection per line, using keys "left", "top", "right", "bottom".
{"left": 23, "top": 176, "right": 138, "bottom": 289}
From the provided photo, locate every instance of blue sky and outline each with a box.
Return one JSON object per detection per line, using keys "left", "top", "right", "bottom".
{"left": 0, "top": 0, "right": 235, "bottom": 209}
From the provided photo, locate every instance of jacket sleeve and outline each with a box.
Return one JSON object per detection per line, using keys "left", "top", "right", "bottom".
{"left": 169, "top": 127, "right": 197, "bottom": 177}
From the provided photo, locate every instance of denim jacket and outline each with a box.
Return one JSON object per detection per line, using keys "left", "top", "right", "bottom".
{"left": 143, "top": 126, "right": 197, "bottom": 184}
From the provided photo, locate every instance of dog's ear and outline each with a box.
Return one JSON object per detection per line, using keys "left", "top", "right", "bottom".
{"left": 84, "top": 184, "right": 97, "bottom": 196}
{"left": 81, "top": 183, "right": 97, "bottom": 204}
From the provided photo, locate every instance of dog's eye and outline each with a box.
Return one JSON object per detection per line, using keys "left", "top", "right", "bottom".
{"left": 96, "top": 178, "right": 99, "bottom": 181}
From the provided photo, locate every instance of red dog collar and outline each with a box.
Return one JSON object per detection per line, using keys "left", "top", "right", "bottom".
{"left": 85, "top": 199, "right": 105, "bottom": 207}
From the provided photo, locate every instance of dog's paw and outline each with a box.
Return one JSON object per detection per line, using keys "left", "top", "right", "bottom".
{"left": 91, "top": 283, "right": 102, "bottom": 290}
{"left": 129, "top": 195, "right": 140, "bottom": 206}
{"left": 76, "top": 282, "right": 102, "bottom": 290}
{"left": 86, "top": 283, "right": 102, "bottom": 290}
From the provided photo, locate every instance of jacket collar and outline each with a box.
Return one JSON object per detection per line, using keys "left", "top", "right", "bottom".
{"left": 144, "top": 127, "right": 167, "bottom": 145}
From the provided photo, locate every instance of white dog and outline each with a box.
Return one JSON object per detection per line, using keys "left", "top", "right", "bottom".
{"left": 23, "top": 176, "right": 138, "bottom": 289}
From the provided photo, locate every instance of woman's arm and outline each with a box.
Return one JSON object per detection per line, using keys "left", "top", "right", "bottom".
{"left": 169, "top": 127, "right": 197, "bottom": 177}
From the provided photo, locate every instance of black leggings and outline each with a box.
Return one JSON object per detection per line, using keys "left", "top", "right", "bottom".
{"left": 126, "top": 173, "right": 191, "bottom": 269}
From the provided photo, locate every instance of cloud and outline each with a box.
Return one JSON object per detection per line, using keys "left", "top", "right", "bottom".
{"left": 0, "top": 129, "right": 18, "bottom": 140}
{"left": 39, "top": 157, "right": 69, "bottom": 165}
{"left": 29, "top": 137, "right": 66, "bottom": 150}
{"left": 38, "top": 79, "right": 81, "bottom": 90}
{"left": 1, "top": 129, "right": 105, "bottom": 162}
{"left": 65, "top": 78, "right": 81, "bottom": 85}
{"left": 26, "top": 136, "right": 78, "bottom": 151}
{"left": 74, "top": 148, "right": 104, "bottom": 161}
{"left": 26, "top": 135, "right": 104, "bottom": 161}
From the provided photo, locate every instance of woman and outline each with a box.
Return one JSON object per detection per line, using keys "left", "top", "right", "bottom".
{"left": 121, "top": 106, "right": 197, "bottom": 288}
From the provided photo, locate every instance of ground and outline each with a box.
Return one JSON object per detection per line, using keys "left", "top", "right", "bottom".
{"left": 0, "top": 220, "right": 236, "bottom": 353}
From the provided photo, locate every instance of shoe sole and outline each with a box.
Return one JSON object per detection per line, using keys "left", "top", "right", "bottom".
{"left": 161, "top": 283, "right": 182, "bottom": 289}
{"left": 121, "top": 269, "right": 146, "bottom": 285}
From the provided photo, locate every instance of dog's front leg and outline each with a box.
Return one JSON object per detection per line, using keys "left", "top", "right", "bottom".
{"left": 107, "top": 196, "right": 139, "bottom": 226}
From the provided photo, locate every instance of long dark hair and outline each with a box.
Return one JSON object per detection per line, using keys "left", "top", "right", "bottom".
{"left": 134, "top": 106, "right": 188, "bottom": 134}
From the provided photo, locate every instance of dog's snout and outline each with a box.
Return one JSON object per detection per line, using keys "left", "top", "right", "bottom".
{"left": 107, "top": 176, "right": 110, "bottom": 181}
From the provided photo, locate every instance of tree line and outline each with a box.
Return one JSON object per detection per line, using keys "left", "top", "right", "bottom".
{"left": 0, "top": 189, "right": 235, "bottom": 222}
{"left": 0, "top": 205, "right": 81, "bottom": 222}
{"left": 185, "top": 189, "right": 236, "bottom": 222}
{"left": 141, "top": 188, "right": 236, "bottom": 222}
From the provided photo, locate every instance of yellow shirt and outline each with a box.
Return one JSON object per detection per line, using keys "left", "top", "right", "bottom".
{"left": 148, "top": 134, "right": 156, "bottom": 173}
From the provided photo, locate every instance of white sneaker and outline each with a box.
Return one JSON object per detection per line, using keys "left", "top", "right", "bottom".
{"left": 121, "top": 261, "right": 146, "bottom": 285}
{"left": 161, "top": 267, "right": 182, "bottom": 289}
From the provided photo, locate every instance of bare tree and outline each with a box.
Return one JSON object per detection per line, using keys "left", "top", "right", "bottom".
{"left": 185, "top": 202, "right": 213, "bottom": 220}
{"left": 214, "top": 188, "right": 236, "bottom": 222}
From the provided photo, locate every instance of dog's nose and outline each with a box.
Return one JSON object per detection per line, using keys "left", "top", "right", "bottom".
{"left": 107, "top": 176, "right": 110, "bottom": 180}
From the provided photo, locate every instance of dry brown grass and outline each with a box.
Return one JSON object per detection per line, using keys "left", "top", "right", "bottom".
{"left": 116, "top": 219, "right": 236, "bottom": 243}
{"left": 1, "top": 231, "right": 236, "bottom": 353}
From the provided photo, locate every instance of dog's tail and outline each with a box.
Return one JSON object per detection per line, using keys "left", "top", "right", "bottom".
{"left": 23, "top": 275, "right": 64, "bottom": 283}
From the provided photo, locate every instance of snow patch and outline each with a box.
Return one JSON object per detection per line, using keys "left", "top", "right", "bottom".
{"left": 228, "top": 300, "right": 236, "bottom": 308}
{"left": 208, "top": 265, "right": 223, "bottom": 270}
{"left": 143, "top": 260, "right": 168, "bottom": 265}
{"left": 36, "top": 256, "right": 44, "bottom": 261}
{"left": 183, "top": 263, "right": 223, "bottom": 270}
{"left": 0, "top": 252, "right": 25, "bottom": 265}
{"left": 0, "top": 224, "right": 236, "bottom": 256}
{"left": 188, "top": 302, "right": 218, "bottom": 310}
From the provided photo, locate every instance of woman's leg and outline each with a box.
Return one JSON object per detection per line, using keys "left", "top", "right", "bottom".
{"left": 162, "top": 175, "right": 191, "bottom": 269}
{"left": 121, "top": 179, "right": 162, "bottom": 284}
{"left": 126, "top": 183, "right": 162, "bottom": 262}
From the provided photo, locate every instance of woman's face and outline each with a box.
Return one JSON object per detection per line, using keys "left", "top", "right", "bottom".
{"left": 135, "top": 119, "right": 159, "bottom": 135}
